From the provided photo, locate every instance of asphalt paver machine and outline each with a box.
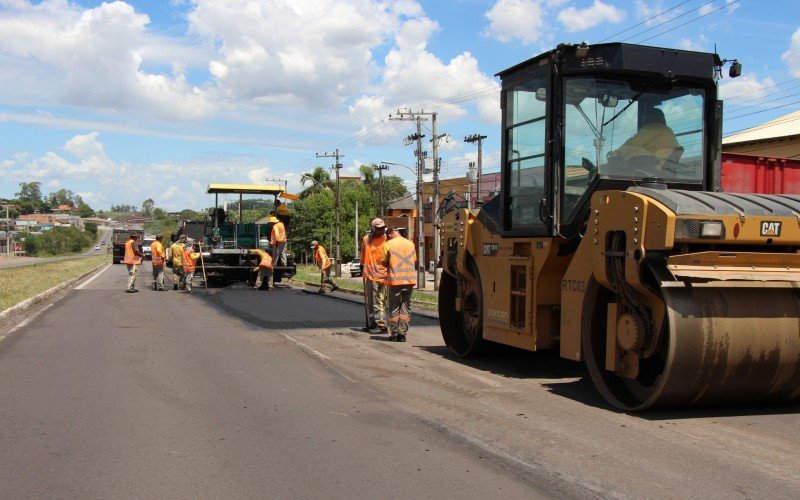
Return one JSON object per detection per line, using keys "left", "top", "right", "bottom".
{"left": 175, "top": 183, "right": 296, "bottom": 286}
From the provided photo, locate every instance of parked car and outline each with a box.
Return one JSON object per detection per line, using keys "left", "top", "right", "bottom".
{"left": 142, "top": 238, "right": 155, "bottom": 260}
{"left": 345, "top": 259, "right": 361, "bottom": 277}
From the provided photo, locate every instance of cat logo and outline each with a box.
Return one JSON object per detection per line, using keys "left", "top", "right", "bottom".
{"left": 760, "top": 221, "right": 782, "bottom": 237}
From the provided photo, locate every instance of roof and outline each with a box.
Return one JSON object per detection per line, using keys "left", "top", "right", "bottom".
{"left": 207, "top": 183, "right": 284, "bottom": 195}
{"left": 387, "top": 195, "right": 416, "bottom": 210}
{"left": 723, "top": 109, "right": 800, "bottom": 145}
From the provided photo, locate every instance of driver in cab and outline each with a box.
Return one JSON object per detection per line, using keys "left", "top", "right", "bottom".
{"left": 606, "top": 107, "right": 679, "bottom": 170}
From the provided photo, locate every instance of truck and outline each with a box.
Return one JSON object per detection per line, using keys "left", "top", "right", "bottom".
{"left": 439, "top": 42, "right": 800, "bottom": 410}
{"left": 111, "top": 228, "right": 144, "bottom": 264}
{"left": 173, "top": 183, "right": 296, "bottom": 286}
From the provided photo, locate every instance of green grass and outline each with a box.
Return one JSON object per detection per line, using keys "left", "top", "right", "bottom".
{"left": 0, "top": 255, "right": 108, "bottom": 311}
{"left": 290, "top": 264, "right": 439, "bottom": 310}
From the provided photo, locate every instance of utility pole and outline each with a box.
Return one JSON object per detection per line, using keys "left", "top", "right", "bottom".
{"left": 2, "top": 201, "right": 9, "bottom": 256}
{"left": 409, "top": 118, "right": 426, "bottom": 290}
{"left": 316, "top": 149, "right": 344, "bottom": 277}
{"left": 373, "top": 163, "right": 388, "bottom": 218}
{"left": 355, "top": 199, "right": 359, "bottom": 260}
{"left": 464, "top": 133, "right": 488, "bottom": 207}
{"left": 392, "top": 109, "right": 447, "bottom": 289}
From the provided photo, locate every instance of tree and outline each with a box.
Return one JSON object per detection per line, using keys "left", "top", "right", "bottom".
{"left": 300, "top": 166, "right": 333, "bottom": 198}
{"left": 78, "top": 202, "right": 95, "bottom": 218}
{"left": 142, "top": 198, "right": 155, "bottom": 218}
{"left": 48, "top": 188, "right": 76, "bottom": 207}
{"left": 84, "top": 222, "right": 98, "bottom": 235}
{"left": 152, "top": 207, "right": 167, "bottom": 220}
{"left": 16, "top": 182, "right": 44, "bottom": 214}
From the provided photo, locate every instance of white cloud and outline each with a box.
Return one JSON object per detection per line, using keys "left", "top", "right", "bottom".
{"left": 699, "top": 3, "right": 715, "bottom": 16}
{"left": 483, "top": 0, "right": 546, "bottom": 45}
{"left": 782, "top": 27, "right": 800, "bottom": 77}
{"left": 557, "top": 0, "right": 624, "bottom": 32}
{"left": 719, "top": 74, "right": 775, "bottom": 101}
{"left": 676, "top": 35, "right": 710, "bottom": 52}
{"left": 0, "top": 0, "right": 215, "bottom": 120}
{"left": 46, "top": 179, "right": 61, "bottom": 188}
{"left": 161, "top": 186, "right": 180, "bottom": 201}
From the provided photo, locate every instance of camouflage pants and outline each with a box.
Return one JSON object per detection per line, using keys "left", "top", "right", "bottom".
{"left": 151, "top": 265, "right": 165, "bottom": 290}
{"left": 387, "top": 284, "right": 413, "bottom": 338}
{"left": 319, "top": 267, "right": 336, "bottom": 291}
{"left": 172, "top": 267, "right": 184, "bottom": 288}
{"left": 126, "top": 264, "right": 139, "bottom": 291}
{"left": 254, "top": 268, "right": 273, "bottom": 290}
{"left": 365, "top": 279, "right": 387, "bottom": 329}
{"left": 184, "top": 271, "right": 195, "bottom": 292}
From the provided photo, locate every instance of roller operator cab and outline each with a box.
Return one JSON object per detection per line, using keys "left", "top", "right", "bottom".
{"left": 439, "top": 43, "right": 800, "bottom": 410}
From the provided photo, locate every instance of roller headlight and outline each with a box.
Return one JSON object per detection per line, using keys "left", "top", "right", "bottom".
{"left": 699, "top": 220, "right": 725, "bottom": 239}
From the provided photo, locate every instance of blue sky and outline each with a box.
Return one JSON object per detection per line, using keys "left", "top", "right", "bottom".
{"left": 1, "top": 0, "right": 799, "bottom": 211}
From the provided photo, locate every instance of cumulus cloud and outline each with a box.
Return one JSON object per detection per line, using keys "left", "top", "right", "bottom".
{"left": 0, "top": 0, "right": 215, "bottom": 120}
{"left": 483, "top": 0, "right": 545, "bottom": 45}
{"left": 676, "top": 35, "right": 710, "bottom": 52}
{"left": 782, "top": 26, "right": 800, "bottom": 77}
{"left": 719, "top": 74, "right": 775, "bottom": 101}
{"left": 557, "top": 0, "right": 624, "bottom": 32}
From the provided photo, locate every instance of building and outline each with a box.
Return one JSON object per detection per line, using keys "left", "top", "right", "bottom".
{"left": 722, "top": 109, "right": 800, "bottom": 193}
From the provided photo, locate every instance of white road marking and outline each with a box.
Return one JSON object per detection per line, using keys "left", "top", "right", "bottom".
{"left": 75, "top": 264, "right": 111, "bottom": 289}
{"left": 282, "top": 334, "right": 331, "bottom": 360}
{"left": 0, "top": 303, "right": 55, "bottom": 344}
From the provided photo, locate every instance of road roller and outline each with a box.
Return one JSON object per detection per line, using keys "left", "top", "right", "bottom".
{"left": 438, "top": 42, "right": 800, "bottom": 410}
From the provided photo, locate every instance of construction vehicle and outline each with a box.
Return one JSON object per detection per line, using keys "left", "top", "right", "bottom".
{"left": 173, "top": 183, "right": 296, "bottom": 286}
{"left": 111, "top": 228, "right": 144, "bottom": 264}
{"left": 439, "top": 42, "right": 800, "bottom": 410}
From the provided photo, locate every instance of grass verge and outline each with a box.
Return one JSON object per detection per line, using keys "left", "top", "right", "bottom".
{"left": 290, "top": 264, "right": 438, "bottom": 311}
{"left": 0, "top": 254, "right": 108, "bottom": 311}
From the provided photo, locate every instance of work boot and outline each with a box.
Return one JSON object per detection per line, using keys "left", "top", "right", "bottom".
{"left": 152, "top": 283, "right": 157, "bottom": 291}
{"left": 317, "top": 288, "right": 325, "bottom": 294}
{"left": 125, "top": 289, "right": 138, "bottom": 294}
{"left": 331, "top": 285, "right": 339, "bottom": 292}
{"left": 396, "top": 335, "right": 406, "bottom": 342}
{"left": 173, "top": 284, "right": 178, "bottom": 290}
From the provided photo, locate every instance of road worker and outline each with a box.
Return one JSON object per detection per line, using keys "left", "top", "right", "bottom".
{"left": 311, "top": 240, "right": 338, "bottom": 294}
{"left": 382, "top": 227, "right": 417, "bottom": 342}
{"left": 150, "top": 234, "right": 167, "bottom": 291}
{"left": 249, "top": 247, "right": 274, "bottom": 290}
{"left": 123, "top": 233, "right": 143, "bottom": 293}
{"left": 361, "top": 218, "right": 388, "bottom": 331}
{"left": 607, "top": 107, "right": 679, "bottom": 169}
{"left": 169, "top": 235, "right": 186, "bottom": 290}
{"left": 181, "top": 239, "right": 200, "bottom": 294}
{"left": 270, "top": 214, "right": 287, "bottom": 267}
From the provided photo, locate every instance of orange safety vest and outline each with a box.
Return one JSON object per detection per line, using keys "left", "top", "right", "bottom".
{"left": 123, "top": 239, "right": 142, "bottom": 265}
{"left": 271, "top": 221, "right": 287, "bottom": 245}
{"left": 258, "top": 251, "right": 273, "bottom": 270}
{"left": 182, "top": 248, "right": 197, "bottom": 273}
{"left": 385, "top": 236, "right": 416, "bottom": 286}
{"left": 314, "top": 245, "right": 331, "bottom": 270}
{"left": 361, "top": 234, "right": 387, "bottom": 283}
{"left": 151, "top": 240, "right": 165, "bottom": 266}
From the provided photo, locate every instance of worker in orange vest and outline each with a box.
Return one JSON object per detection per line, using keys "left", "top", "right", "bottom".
{"left": 181, "top": 240, "right": 200, "bottom": 294}
{"left": 249, "top": 247, "right": 274, "bottom": 290}
{"left": 269, "top": 214, "right": 287, "bottom": 267}
{"left": 311, "top": 240, "right": 338, "bottom": 294}
{"left": 361, "top": 218, "right": 388, "bottom": 331}
{"left": 381, "top": 227, "right": 417, "bottom": 341}
{"left": 123, "top": 233, "right": 144, "bottom": 293}
{"left": 150, "top": 234, "right": 167, "bottom": 291}
{"left": 169, "top": 235, "right": 187, "bottom": 290}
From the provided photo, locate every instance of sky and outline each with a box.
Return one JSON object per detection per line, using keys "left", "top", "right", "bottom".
{"left": 1, "top": 0, "right": 799, "bottom": 211}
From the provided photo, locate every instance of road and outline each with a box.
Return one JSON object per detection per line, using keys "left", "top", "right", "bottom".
{"left": 0, "top": 265, "right": 798, "bottom": 498}
{"left": 0, "top": 228, "right": 111, "bottom": 269}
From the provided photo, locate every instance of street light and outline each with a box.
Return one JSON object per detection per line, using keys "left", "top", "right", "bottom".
{"left": 380, "top": 161, "right": 431, "bottom": 290}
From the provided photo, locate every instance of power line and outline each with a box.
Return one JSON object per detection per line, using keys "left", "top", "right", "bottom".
{"left": 619, "top": 0, "right": 718, "bottom": 43}
{"left": 635, "top": 0, "right": 742, "bottom": 44}
{"left": 598, "top": 0, "right": 694, "bottom": 43}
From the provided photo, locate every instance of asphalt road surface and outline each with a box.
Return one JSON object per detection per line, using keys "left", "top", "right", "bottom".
{"left": 1, "top": 264, "right": 798, "bottom": 498}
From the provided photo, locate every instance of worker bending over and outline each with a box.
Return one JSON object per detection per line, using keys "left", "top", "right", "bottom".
{"left": 250, "top": 247, "right": 274, "bottom": 290}
{"left": 382, "top": 227, "right": 417, "bottom": 342}
{"left": 311, "top": 240, "right": 338, "bottom": 294}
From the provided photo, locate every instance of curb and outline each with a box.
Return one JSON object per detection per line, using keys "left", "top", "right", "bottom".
{"left": 288, "top": 278, "right": 439, "bottom": 320}
{"left": 0, "top": 262, "right": 109, "bottom": 322}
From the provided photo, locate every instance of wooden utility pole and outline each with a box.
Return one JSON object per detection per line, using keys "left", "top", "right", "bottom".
{"left": 316, "top": 149, "right": 344, "bottom": 277}
{"left": 373, "top": 163, "right": 388, "bottom": 218}
{"left": 464, "top": 134, "right": 487, "bottom": 207}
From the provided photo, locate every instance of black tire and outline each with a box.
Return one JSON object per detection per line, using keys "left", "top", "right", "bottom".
{"left": 439, "top": 257, "right": 484, "bottom": 357}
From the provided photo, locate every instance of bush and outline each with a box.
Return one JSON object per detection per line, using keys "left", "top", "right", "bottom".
{"left": 24, "top": 226, "right": 94, "bottom": 256}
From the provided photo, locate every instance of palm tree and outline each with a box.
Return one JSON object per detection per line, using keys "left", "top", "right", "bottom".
{"left": 300, "top": 166, "right": 333, "bottom": 198}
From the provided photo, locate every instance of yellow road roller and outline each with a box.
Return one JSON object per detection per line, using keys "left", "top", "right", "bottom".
{"left": 438, "top": 42, "right": 800, "bottom": 410}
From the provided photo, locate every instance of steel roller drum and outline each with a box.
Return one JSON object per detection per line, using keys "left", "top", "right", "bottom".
{"left": 600, "top": 284, "right": 800, "bottom": 410}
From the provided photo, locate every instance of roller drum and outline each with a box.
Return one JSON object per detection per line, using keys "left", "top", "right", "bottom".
{"left": 654, "top": 285, "right": 800, "bottom": 407}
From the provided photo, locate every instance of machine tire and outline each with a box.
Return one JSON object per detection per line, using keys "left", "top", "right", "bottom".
{"left": 439, "top": 256, "right": 485, "bottom": 357}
